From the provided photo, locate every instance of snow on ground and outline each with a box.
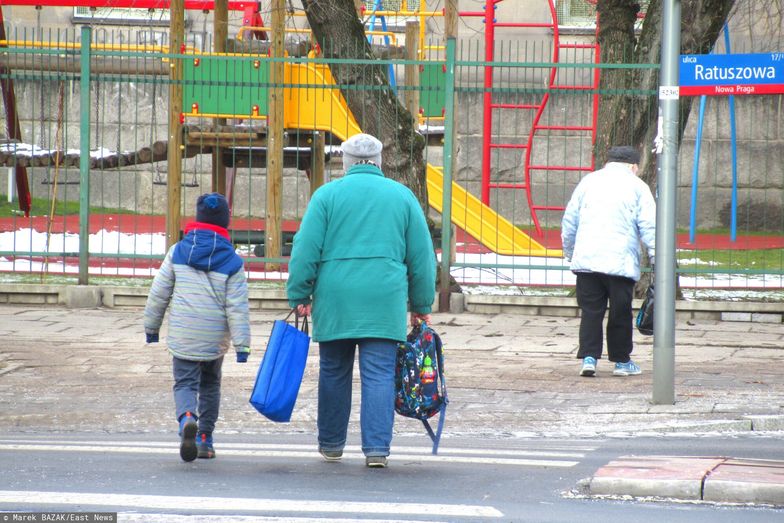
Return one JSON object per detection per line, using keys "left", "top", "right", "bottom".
{"left": 0, "top": 143, "right": 126, "bottom": 159}
{"left": 0, "top": 228, "right": 782, "bottom": 292}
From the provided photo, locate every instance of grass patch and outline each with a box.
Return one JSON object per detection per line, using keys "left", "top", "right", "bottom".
{"left": 0, "top": 197, "right": 135, "bottom": 218}
{"left": 678, "top": 248, "right": 784, "bottom": 271}
{"left": 0, "top": 272, "right": 288, "bottom": 290}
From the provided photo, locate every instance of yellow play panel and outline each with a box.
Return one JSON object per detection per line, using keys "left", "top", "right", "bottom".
{"left": 184, "top": 54, "right": 555, "bottom": 257}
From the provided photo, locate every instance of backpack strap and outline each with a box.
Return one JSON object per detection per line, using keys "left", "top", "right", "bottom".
{"left": 421, "top": 402, "right": 447, "bottom": 454}
{"left": 422, "top": 326, "right": 448, "bottom": 455}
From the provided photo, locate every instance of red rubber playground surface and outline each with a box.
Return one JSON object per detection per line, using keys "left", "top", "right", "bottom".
{"left": 456, "top": 227, "right": 784, "bottom": 253}
{"left": 1, "top": 215, "right": 783, "bottom": 252}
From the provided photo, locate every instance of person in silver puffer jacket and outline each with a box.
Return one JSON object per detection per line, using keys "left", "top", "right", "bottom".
{"left": 561, "top": 146, "right": 656, "bottom": 379}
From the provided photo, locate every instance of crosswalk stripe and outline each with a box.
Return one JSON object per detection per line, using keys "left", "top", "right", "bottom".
{"left": 0, "top": 491, "right": 504, "bottom": 519}
{"left": 0, "top": 439, "right": 592, "bottom": 458}
{"left": 0, "top": 443, "right": 579, "bottom": 467}
{"left": 119, "top": 514, "right": 443, "bottom": 523}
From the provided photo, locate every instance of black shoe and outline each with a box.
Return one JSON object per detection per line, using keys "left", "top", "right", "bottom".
{"left": 179, "top": 412, "right": 198, "bottom": 462}
{"left": 319, "top": 448, "right": 343, "bottom": 462}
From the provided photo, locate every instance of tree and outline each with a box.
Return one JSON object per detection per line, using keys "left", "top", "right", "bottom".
{"left": 595, "top": 0, "right": 737, "bottom": 294}
{"left": 303, "top": 0, "right": 741, "bottom": 212}
{"left": 595, "top": 0, "right": 736, "bottom": 172}
{"left": 301, "top": 0, "right": 429, "bottom": 217}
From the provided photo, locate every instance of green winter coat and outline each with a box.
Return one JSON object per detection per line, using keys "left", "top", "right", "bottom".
{"left": 286, "top": 163, "right": 436, "bottom": 342}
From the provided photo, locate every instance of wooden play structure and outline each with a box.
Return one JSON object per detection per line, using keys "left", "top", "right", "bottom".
{"left": 1, "top": 0, "right": 580, "bottom": 260}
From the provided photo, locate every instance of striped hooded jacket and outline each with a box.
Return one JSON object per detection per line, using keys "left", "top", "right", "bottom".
{"left": 144, "top": 222, "right": 251, "bottom": 361}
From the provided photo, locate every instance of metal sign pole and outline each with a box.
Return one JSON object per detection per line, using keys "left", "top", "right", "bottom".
{"left": 653, "top": 0, "right": 681, "bottom": 405}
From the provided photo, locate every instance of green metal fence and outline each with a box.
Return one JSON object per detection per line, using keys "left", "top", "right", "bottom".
{"left": 1, "top": 26, "right": 783, "bottom": 299}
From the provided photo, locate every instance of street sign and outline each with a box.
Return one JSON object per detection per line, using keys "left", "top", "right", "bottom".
{"left": 679, "top": 52, "right": 784, "bottom": 95}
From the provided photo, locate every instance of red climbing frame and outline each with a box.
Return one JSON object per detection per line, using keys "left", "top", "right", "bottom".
{"left": 461, "top": 0, "right": 601, "bottom": 237}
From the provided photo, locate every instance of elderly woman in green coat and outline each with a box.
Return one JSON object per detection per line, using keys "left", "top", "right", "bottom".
{"left": 287, "top": 133, "right": 436, "bottom": 468}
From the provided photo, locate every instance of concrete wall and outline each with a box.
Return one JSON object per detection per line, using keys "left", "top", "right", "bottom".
{"left": 2, "top": 1, "right": 783, "bottom": 231}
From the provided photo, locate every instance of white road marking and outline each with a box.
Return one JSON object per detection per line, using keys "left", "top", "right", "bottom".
{"left": 0, "top": 442, "right": 579, "bottom": 467}
{"left": 0, "top": 491, "right": 504, "bottom": 518}
{"left": 119, "top": 515, "right": 443, "bottom": 523}
{"left": 0, "top": 439, "right": 593, "bottom": 456}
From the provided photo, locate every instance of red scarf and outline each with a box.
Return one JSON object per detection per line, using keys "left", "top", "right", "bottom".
{"left": 184, "top": 221, "right": 231, "bottom": 240}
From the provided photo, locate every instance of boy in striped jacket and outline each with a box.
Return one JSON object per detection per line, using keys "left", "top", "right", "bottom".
{"left": 144, "top": 192, "right": 251, "bottom": 462}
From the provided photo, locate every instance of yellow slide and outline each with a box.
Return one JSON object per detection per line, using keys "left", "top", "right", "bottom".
{"left": 426, "top": 165, "right": 559, "bottom": 257}
{"left": 284, "top": 61, "right": 559, "bottom": 257}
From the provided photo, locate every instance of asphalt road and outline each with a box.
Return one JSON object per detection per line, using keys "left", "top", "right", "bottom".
{"left": 1, "top": 432, "right": 782, "bottom": 522}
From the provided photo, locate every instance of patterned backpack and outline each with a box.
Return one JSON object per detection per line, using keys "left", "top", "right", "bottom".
{"left": 395, "top": 321, "right": 448, "bottom": 454}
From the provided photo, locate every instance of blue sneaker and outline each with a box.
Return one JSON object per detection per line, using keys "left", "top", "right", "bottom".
{"left": 197, "top": 432, "right": 215, "bottom": 459}
{"left": 613, "top": 360, "right": 642, "bottom": 376}
{"left": 178, "top": 412, "right": 198, "bottom": 462}
{"left": 580, "top": 357, "right": 597, "bottom": 377}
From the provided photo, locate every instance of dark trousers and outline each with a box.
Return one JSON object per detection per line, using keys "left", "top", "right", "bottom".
{"left": 575, "top": 272, "right": 635, "bottom": 363}
{"left": 172, "top": 356, "right": 224, "bottom": 435}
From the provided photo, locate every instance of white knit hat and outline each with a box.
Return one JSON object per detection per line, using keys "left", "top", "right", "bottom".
{"left": 341, "top": 133, "right": 383, "bottom": 170}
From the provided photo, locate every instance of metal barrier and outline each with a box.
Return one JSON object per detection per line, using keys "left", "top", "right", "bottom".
{"left": 1, "top": 26, "right": 783, "bottom": 300}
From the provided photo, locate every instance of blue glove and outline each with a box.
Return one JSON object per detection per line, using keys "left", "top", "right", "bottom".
{"left": 236, "top": 349, "right": 250, "bottom": 363}
{"left": 146, "top": 332, "right": 159, "bottom": 343}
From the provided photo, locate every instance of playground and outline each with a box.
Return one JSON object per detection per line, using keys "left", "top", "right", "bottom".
{"left": 1, "top": 1, "right": 783, "bottom": 293}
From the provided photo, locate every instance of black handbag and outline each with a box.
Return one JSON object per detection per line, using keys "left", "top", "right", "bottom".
{"left": 636, "top": 284, "right": 654, "bottom": 336}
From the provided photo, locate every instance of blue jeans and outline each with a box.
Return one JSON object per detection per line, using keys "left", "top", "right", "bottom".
{"left": 172, "top": 356, "right": 223, "bottom": 435}
{"left": 317, "top": 338, "right": 397, "bottom": 457}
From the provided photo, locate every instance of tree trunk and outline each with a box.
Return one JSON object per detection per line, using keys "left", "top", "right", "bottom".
{"left": 595, "top": 0, "right": 642, "bottom": 165}
{"left": 302, "top": 0, "right": 429, "bottom": 216}
{"left": 597, "top": 0, "right": 736, "bottom": 171}
{"left": 596, "top": 0, "right": 736, "bottom": 295}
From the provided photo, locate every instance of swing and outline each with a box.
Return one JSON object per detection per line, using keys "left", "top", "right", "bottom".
{"left": 39, "top": 8, "right": 76, "bottom": 185}
{"left": 40, "top": 81, "right": 78, "bottom": 185}
{"left": 151, "top": 8, "right": 200, "bottom": 188}
{"left": 149, "top": 73, "right": 199, "bottom": 188}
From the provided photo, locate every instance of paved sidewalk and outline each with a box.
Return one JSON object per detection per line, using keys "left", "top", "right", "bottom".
{"left": 1, "top": 303, "right": 783, "bottom": 506}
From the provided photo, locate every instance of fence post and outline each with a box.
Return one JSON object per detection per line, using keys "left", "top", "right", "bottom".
{"left": 310, "top": 132, "right": 325, "bottom": 196}
{"left": 404, "top": 21, "right": 420, "bottom": 117}
{"left": 166, "top": 0, "right": 185, "bottom": 250}
{"left": 265, "top": 0, "right": 286, "bottom": 270}
{"left": 79, "top": 26, "right": 92, "bottom": 285}
{"left": 212, "top": 0, "right": 228, "bottom": 194}
{"left": 438, "top": 1, "right": 457, "bottom": 312}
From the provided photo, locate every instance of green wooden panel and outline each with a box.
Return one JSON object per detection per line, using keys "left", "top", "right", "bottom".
{"left": 420, "top": 62, "right": 446, "bottom": 118}
{"left": 183, "top": 56, "right": 270, "bottom": 117}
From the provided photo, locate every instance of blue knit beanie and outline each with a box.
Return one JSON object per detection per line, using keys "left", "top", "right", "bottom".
{"left": 196, "top": 192, "right": 230, "bottom": 228}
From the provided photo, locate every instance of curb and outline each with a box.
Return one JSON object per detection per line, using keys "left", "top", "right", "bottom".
{"left": 589, "top": 456, "right": 784, "bottom": 506}
{"left": 2, "top": 283, "right": 784, "bottom": 320}
{"left": 629, "top": 419, "right": 754, "bottom": 434}
{"left": 745, "top": 415, "right": 784, "bottom": 431}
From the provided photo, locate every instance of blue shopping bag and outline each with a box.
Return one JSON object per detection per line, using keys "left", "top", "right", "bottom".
{"left": 250, "top": 310, "right": 310, "bottom": 422}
